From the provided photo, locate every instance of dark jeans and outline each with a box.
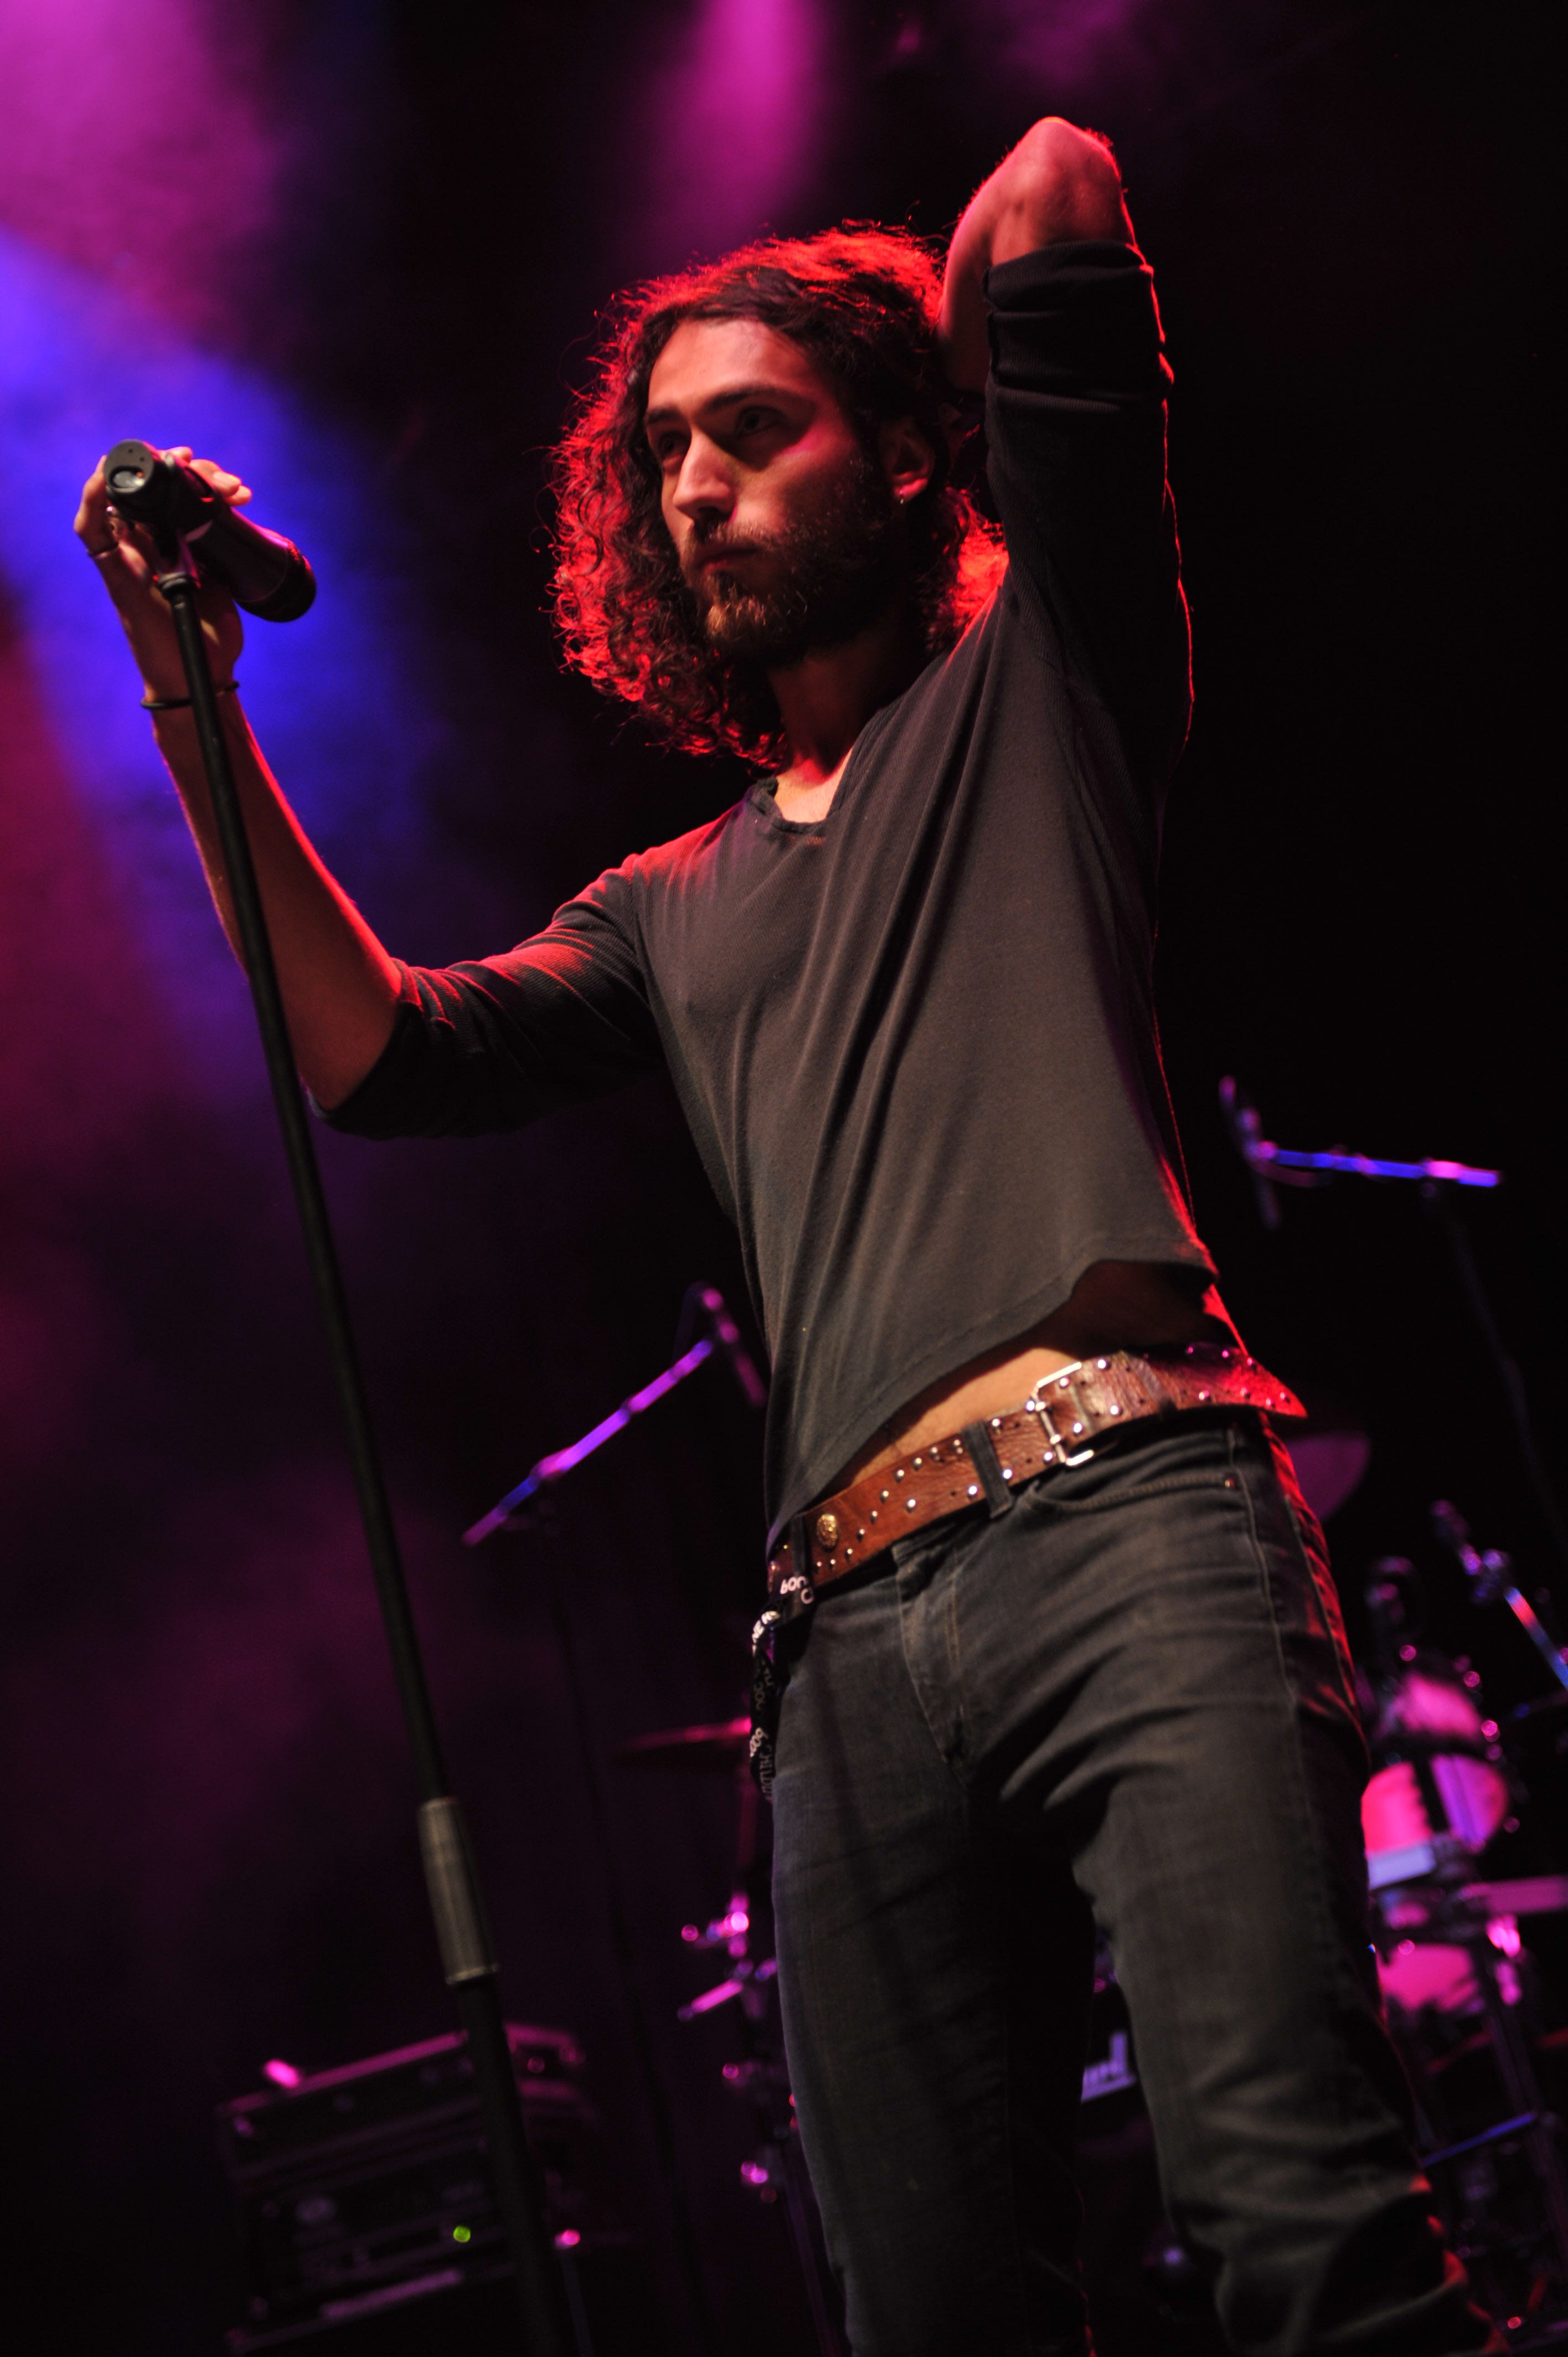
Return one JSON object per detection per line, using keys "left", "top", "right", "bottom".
{"left": 770, "top": 1415, "right": 1495, "bottom": 2355}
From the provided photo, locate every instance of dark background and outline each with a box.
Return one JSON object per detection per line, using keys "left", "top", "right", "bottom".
{"left": 0, "top": 2, "right": 1561, "bottom": 2349}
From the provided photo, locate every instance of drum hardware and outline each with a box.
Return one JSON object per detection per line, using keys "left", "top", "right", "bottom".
{"left": 1512, "top": 1691, "right": 1568, "bottom": 1740}
{"left": 612, "top": 1727, "right": 778, "bottom": 2024}
{"left": 1360, "top": 1560, "right": 1568, "bottom": 2328}
{"left": 465, "top": 1285, "right": 764, "bottom": 2357}
{"left": 1433, "top": 1501, "right": 1568, "bottom": 1697}
{"left": 612, "top": 1719, "right": 845, "bottom": 2357}
{"left": 1378, "top": 1885, "right": 1568, "bottom": 2324}
{"left": 1361, "top": 1556, "right": 1518, "bottom": 2005}
{"left": 676, "top": 1895, "right": 778, "bottom": 2024}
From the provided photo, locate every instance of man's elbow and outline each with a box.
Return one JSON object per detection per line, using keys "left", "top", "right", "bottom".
{"left": 995, "top": 117, "right": 1131, "bottom": 259}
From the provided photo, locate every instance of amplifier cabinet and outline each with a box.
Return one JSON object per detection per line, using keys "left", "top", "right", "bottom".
{"left": 217, "top": 2024, "right": 598, "bottom": 2340}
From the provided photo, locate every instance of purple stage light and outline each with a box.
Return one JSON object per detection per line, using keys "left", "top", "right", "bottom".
{"left": 639, "top": 0, "right": 832, "bottom": 264}
{"left": 0, "top": 228, "right": 441, "bottom": 1104}
{"left": 979, "top": 0, "right": 1158, "bottom": 90}
{"left": 0, "top": 0, "right": 278, "bottom": 336}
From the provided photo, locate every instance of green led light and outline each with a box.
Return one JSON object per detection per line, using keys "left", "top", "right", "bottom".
{"left": 452, "top": 2225, "right": 472, "bottom": 2245}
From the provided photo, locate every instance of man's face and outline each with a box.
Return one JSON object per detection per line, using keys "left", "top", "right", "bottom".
{"left": 644, "top": 316, "right": 917, "bottom": 666}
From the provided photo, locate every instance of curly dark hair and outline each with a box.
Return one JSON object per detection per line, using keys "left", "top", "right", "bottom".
{"left": 550, "top": 225, "right": 1005, "bottom": 770}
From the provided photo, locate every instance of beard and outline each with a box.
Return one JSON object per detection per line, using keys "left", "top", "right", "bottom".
{"left": 683, "top": 455, "right": 910, "bottom": 669}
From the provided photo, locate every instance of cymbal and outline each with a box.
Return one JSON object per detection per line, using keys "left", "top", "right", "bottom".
{"left": 612, "top": 1716, "right": 751, "bottom": 1772}
{"left": 1283, "top": 1391, "right": 1371, "bottom": 1521}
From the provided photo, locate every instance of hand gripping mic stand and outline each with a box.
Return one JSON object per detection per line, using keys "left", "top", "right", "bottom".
{"left": 125, "top": 491, "right": 575, "bottom": 2355}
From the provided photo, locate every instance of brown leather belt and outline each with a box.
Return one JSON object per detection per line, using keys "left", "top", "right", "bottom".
{"left": 767, "top": 1343, "right": 1303, "bottom": 1608}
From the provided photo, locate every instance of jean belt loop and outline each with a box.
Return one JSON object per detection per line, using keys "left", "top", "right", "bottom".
{"left": 960, "top": 1422, "right": 1016, "bottom": 1519}
{"left": 788, "top": 1512, "right": 818, "bottom": 1591}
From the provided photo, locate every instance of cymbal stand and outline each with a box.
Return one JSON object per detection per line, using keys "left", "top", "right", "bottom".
{"left": 678, "top": 1764, "right": 844, "bottom": 2357}
{"left": 1415, "top": 1877, "right": 1568, "bottom": 2298}
{"left": 1368, "top": 1740, "right": 1568, "bottom": 2307}
{"left": 527, "top": 1519, "right": 720, "bottom": 2355}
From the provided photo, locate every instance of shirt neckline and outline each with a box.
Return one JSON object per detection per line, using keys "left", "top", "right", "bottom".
{"left": 745, "top": 686, "right": 904, "bottom": 837}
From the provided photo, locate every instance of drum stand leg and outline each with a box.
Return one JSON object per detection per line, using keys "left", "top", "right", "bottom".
{"left": 680, "top": 1763, "right": 844, "bottom": 2356}
{"left": 1461, "top": 1928, "right": 1568, "bottom": 2286}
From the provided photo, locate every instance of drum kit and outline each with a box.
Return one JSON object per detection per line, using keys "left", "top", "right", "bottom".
{"left": 1358, "top": 1509, "right": 1568, "bottom": 2340}
{"left": 613, "top": 1425, "right": 1568, "bottom": 2353}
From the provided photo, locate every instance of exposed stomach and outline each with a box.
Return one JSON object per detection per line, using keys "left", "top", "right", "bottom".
{"left": 828, "top": 1259, "right": 1229, "bottom": 1494}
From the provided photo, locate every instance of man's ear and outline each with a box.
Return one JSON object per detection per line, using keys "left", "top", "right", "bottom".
{"left": 879, "top": 416, "right": 937, "bottom": 504}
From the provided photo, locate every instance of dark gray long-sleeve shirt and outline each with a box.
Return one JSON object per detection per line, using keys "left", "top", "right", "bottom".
{"left": 327, "top": 240, "right": 1224, "bottom": 1547}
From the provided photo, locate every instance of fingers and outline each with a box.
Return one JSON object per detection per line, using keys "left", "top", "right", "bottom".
{"left": 75, "top": 442, "right": 254, "bottom": 619}
{"left": 75, "top": 452, "right": 158, "bottom": 587}
{"left": 74, "top": 455, "right": 113, "bottom": 547}
{"left": 179, "top": 450, "right": 255, "bottom": 507}
{"left": 77, "top": 446, "right": 255, "bottom": 538}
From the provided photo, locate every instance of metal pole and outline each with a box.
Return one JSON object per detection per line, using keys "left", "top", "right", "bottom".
{"left": 536, "top": 1547, "right": 720, "bottom": 2353}
{"left": 157, "top": 563, "right": 575, "bottom": 2356}
{"left": 1422, "top": 1182, "right": 1568, "bottom": 1578}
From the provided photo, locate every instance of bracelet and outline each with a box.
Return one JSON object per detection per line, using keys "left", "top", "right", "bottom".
{"left": 141, "top": 681, "right": 240, "bottom": 712}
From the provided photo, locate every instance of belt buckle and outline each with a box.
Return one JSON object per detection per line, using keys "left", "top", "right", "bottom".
{"left": 1026, "top": 1361, "right": 1097, "bottom": 1468}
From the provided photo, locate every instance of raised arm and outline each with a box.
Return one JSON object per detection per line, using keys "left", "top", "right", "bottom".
{"left": 938, "top": 123, "right": 1188, "bottom": 788}
{"left": 75, "top": 452, "right": 400, "bottom": 1109}
{"left": 938, "top": 117, "right": 1131, "bottom": 391}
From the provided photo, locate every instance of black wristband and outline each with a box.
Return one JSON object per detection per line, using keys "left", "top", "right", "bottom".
{"left": 141, "top": 681, "right": 240, "bottom": 712}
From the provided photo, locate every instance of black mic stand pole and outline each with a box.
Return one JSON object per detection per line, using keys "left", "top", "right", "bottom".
{"left": 152, "top": 544, "right": 575, "bottom": 2357}
{"left": 1419, "top": 1181, "right": 1568, "bottom": 1576}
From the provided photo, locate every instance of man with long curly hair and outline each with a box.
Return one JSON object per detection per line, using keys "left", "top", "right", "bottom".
{"left": 79, "top": 116, "right": 1492, "bottom": 2357}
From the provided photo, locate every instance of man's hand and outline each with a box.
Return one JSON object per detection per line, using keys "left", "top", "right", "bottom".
{"left": 939, "top": 118, "right": 1132, "bottom": 392}
{"left": 75, "top": 446, "right": 249, "bottom": 702}
{"left": 74, "top": 445, "right": 402, "bottom": 1107}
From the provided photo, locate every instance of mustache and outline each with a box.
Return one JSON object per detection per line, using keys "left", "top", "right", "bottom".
{"left": 683, "top": 526, "right": 770, "bottom": 573}
{"left": 673, "top": 457, "right": 907, "bottom": 667}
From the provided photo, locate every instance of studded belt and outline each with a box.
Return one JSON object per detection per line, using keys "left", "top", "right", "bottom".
{"left": 766, "top": 1343, "right": 1304, "bottom": 1609}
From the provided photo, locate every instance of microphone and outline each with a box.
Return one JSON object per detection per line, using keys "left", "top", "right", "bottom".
{"left": 102, "top": 439, "right": 317, "bottom": 622}
{"left": 1218, "top": 1076, "right": 1282, "bottom": 1231}
{"left": 688, "top": 1283, "right": 767, "bottom": 1410}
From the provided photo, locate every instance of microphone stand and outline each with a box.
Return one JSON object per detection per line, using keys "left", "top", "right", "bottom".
{"left": 151, "top": 542, "right": 575, "bottom": 2357}
{"left": 1220, "top": 1079, "right": 1567, "bottom": 1578}
{"left": 463, "top": 1283, "right": 765, "bottom": 1546}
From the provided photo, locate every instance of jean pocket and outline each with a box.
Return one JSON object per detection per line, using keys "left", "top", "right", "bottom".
{"left": 1021, "top": 1418, "right": 1243, "bottom": 1516}
{"left": 1030, "top": 1464, "right": 1241, "bottom": 1517}
{"left": 889, "top": 1505, "right": 988, "bottom": 1576}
